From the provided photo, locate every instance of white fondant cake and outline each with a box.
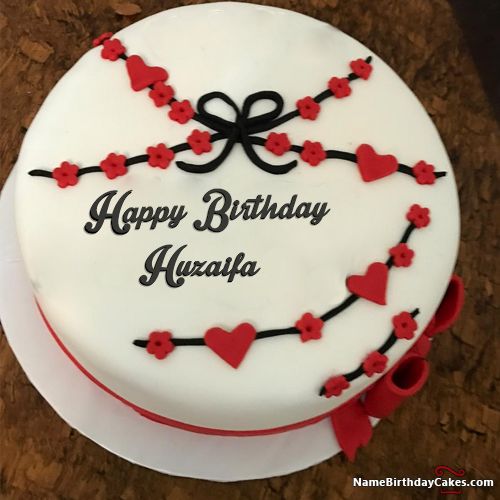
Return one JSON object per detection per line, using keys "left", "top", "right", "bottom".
{"left": 14, "top": 2, "right": 460, "bottom": 446}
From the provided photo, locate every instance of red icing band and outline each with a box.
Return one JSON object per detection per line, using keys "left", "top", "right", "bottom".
{"left": 36, "top": 302, "right": 337, "bottom": 435}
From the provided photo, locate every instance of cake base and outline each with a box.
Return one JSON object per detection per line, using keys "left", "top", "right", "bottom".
{"left": 1, "top": 170, "right": 377, "bottom": 481}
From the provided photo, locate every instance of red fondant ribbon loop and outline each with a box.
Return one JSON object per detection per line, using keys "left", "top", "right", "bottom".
{"left": 429, "top": 274, "right": 464, "bottom": 336}
{"left": 363, "top": 354, "right": 429, "bottom": 418}
{"left": 423, "top": 274, "right": 464, "bottom": 337}
{"left": 330, "top": 398, "right": 373, "bottom": 461}
{"left": 409, "top": 333, "right": 432, "bottom": 357}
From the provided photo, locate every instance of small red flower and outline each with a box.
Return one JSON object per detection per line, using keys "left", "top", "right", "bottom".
{"left": 363, "top": 351, "right": 388, "bottom": 377}
{"left": 149, "top": 81, "right": 174, "bottom": 107}
{"left": 350, "top": 58, "right": 372, "bottom": 80}
{"left": 406, "top": 204, "right": 431, "bottom": 228}
{"left": 295, "top": 312, "right": 324, "bottom": 342}
{"left": 101, "top": 38, "right": 125, "bottom": 61}
{"left": 296, "top": 96, "right": 320, "bottom": 120}
{"left": 187, "top": 129, "right": 212, "bottom": 155}
{"left": 300, "top": 140, "right": 326, "bottom": 167}
{"left": 412, "top": 160, "right": 436, "bottom": 185}
{"left": 147, "top": 143, "right": 174, "bottom": 169}
{"left": 392, "top": 312, "right": 418, "bottom": 340}
{"left": 147, "top": 331, "right": 175, "bottom": 360}
{"left": 324, "top": 375, "right": 350, "bottom": 398}
{"left": 168, "top": 99, "right": 194, "bottom": 124}
{"left": 52, "top": 161, "right": 79, "bottom": 188}
{"left": 265, "top": 132, "right": 291, "bottom": 156}
{"left": 100, "top": 153, "right": 127, "bottom": 179}
{"left": 328, "top": 77, "right": 351, "bottom": 98}
{"left": 389, "top": 243, "right": 415, "bottom": 267}
{"left": 92, "top": 32, "right": 113, "bottom": 47}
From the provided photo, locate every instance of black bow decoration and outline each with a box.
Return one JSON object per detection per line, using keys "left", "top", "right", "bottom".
{"left": 176, "top": 91, "right": 298, "bottom": 175}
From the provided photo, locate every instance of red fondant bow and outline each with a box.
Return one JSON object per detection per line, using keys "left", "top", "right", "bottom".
{"left": 329, "top": 274, "right": 464, "bottom": 460}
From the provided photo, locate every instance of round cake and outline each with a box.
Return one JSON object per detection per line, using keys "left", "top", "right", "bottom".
{"left": 14, "top": 2, "right": 463, "bottom": 457}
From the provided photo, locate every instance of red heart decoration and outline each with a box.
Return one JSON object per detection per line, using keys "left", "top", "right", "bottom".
{"left": 204, "top": 323, "right": 257, "bottom": 369}
{"left": 346, "top": 262, "right": 388, "bottom": 305}
{"left": 356, "top": 144, "right": 398, "bottom": 182}
{"left": 126, "top": 55, "right": 168, "bottom": 92}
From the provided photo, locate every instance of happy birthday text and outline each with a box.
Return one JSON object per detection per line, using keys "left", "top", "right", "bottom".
{"left": 84, "top": 189, "right": 331, "bottom": 287}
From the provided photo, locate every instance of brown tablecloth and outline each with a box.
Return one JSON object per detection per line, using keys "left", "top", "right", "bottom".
{"left": 0, "top": 1, "right": 498, "bottom": 498}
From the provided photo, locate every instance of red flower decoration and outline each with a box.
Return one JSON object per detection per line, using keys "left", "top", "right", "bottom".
{"left": 100, "top": 153, "right": 127, "bottom": 179}
{"left": 392, "top": 312, "right": 418, "bottom": 340}
{"left": 265, "top": 132, "right": 291, "bottom": 156}
{"left": 187, "top": 129, "right": 212, "bottom": 155}
{"left": 328, "top": 77, "right": 351, "bottom": 98}
{"left": 295, "top": 312, "right": 324, "bottom": 342}
{"left": 300, "top": 140, "right": 326, "bottom": 167}
{"left": 101, "top": 38, "right": 125, "bottom": 61}
{"left": 147, "top": 331, "right": 175, "bottom": 360}
{"left": 350, "top": 58, "right": 372, "bottom": 80}
{"left": 406, "top": 204, "right": 431, "bottom": 228}
{"left": 149, "top": 82, "right": 174, "bottom": 107}
{"left": 363, "top": 351, "right": 388, "bottom": 377}
{"left": 296, "top": 96, "right": 320, "bottom": 120}
{"left": 412, "top": 160, "right": 436, "bottom": 185}
{"left": 324, "top": 375, "right": 350, "bottom": 398}
{"left": 168, "top": 99, "right": 194, "bottom": 124}
{"left": 92, "top": 32, "right": 113, "bottom": 47}
{"left": 52, "top": 161, "right": 79, "bottom": 188}
{"left": 389, "top": 243, "right": 415, "bottom": 267}
{"left": 147, "top": 143, "right": 174, "bottom": 169}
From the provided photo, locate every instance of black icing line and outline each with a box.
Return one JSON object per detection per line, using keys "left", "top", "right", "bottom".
{"left": 264, "top": 56, "right": 373, "bottom": 130}
{"left": 117, "top": 52, "right": 372, "bottom": 130}
{"left": 28, "top": 140, "right": 448, "bottom": 180}
{"left": 134, "top": 338, "right": 206, "bottom": 347}
{"left": 318, "top": 307, "right": 420, "bottom": 396}
{"left": 172, "top": 57, "right": 375, "bottom": 174}
{"left": 85, "top": 51, "right": 374, "bottom": 174}
{"left": 133, "top": 221, "right": 418, "bottom": 350}
{"left": 27, "top": 52, "right": 446, "bottom": 179}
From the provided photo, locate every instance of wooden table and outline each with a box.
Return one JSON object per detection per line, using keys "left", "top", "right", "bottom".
{"left": 1, "top": 1, "right": 498, "bottom": 498}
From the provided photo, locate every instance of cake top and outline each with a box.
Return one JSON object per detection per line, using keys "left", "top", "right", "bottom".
{"left": 15, "top": 2, "right": 459, "bottom": 431}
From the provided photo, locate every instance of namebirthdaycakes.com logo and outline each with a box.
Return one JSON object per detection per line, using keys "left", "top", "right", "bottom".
{"left": 352, "top": 465, "right": 494, "bottom": 495}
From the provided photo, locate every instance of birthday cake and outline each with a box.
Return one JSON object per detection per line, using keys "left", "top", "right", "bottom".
{"left": 14, "top": 3, "right": 464, "bottom": 459}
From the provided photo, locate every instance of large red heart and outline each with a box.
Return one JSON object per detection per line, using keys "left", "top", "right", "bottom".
{"left": 346, "top": 262, "right": 388, "bottom": 305}
{"left": 126, "top": 55, "right": 168, "bottom": 92}
{"left": 204, "top": 323, "right": 256, "bottom": 369}
{"left": 356, "top": 144, "right": 398, "bottom": 182}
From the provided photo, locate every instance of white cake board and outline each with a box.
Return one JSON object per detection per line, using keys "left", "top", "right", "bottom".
{"left": 0, "top": 169, "right": 368, "bottom": 481}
